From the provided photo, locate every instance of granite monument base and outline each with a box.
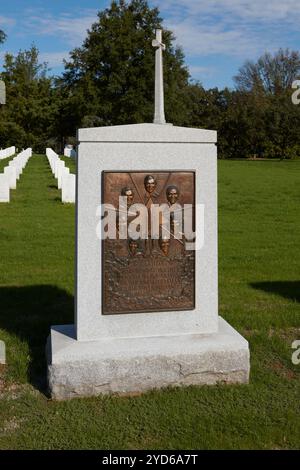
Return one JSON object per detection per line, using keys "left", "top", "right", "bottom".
{"left": 47, "top": 317, "right": 250, "bottom": 400}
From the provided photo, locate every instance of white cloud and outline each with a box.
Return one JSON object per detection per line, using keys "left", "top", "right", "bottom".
{"left": 39, "top": 51, "right": 69, "bottom": 68}
{"left": 13, "top": 1, "right": 300, "bottom": 61}
{"left": 167, "top": 19, "right": 264, "bottom": 57}
{"left": 2, "top": 1, "right": 299, "bottom": 88}
{"left": 0, "top": 50, "right": 69, "bottom": 73}
{"left": 0, "top": 15, "right": 16, "bottom": 28}
{"left": 152, "top": 0, "right": 300, "bottom": 58}
{"left": 23, "top": 9, "right": 99, "bottom": 47}
{"left": 157, "top": 0, "right": 300, "bottom": 23}
{"left": 189, "top": 65, "right": 216, "bottom": 80}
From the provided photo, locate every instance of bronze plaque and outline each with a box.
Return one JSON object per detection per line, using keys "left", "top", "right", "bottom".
{"left": 102, "top": 171, "right": 195, "bottom": 314}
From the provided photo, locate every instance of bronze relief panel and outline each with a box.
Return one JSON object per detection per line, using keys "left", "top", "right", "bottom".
{"left": 102, "top": 171, "right": 195, "bottom": 314}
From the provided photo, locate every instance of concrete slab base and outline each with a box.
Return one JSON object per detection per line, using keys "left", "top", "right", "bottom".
{"left": 47, "top": 317, "right": 250, "bottom": 400}
{"left": 0, "top": 340, "right": 5, "bottom": 365}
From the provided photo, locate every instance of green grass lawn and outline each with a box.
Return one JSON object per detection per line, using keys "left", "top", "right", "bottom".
{"left": 0, "top": 155, "right": 299, "bottom": 449}
{"left": 60, "top": 155, "right": 76, "bottom": 174}
{"left": 0, "top": 155, "right": 14, "bottom": 173}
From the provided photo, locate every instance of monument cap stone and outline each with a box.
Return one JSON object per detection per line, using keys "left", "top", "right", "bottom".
{"left": 78, "top": 123, "right": 216, "bottom": 143}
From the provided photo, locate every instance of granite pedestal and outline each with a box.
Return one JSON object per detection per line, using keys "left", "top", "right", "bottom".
{"left": 47, "top": 317, "right": 249, "bottom": 399}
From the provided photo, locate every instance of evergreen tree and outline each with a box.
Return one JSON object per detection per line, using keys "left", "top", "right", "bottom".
{"left": 0, "top": 46, "right": 58, "bottom": 151}
{"left": 0, "top": 30, "right": 6, "bottom": 44}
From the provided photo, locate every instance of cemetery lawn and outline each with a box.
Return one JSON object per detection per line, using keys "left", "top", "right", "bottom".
{"left": 61, "top": 156, "right": 76, "bottom": 174}
{"left": 0, "top": 155, "right": 299, "bottom": 450}
{"left": 0, "top": 155, "right": 14, "bottom": 173}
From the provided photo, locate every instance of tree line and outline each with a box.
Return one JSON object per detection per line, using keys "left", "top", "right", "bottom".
{"left": 1, "top": 0, "right": 300, "bottom": 159}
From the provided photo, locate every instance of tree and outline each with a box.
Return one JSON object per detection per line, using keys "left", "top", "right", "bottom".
{"left": 264, "top": 91, "right": 300, "bottom": 159}
{"left": 218, "top": 90, "right": 269, "bottom": 159}
{"left": 232, "top": 48, "right": 300, "bottom": 159}
{"left": 0, "top": 46, "right": 59, "bottom": 151}
{"left": 234, "top": 48, "right": 300, "bottom": 95}
{"left": 0, "top": 30, "right": 6, "bottom": 44}
{"left": 182, "top": 83, "right": 226, "bottom": 129}
{"left": 60, "top": 0, "right": 190, "bottom": 134}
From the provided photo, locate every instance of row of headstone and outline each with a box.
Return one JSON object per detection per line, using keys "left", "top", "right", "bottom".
{"left": 0, "top": 146, "right": 16, "bottom": 160}
{"left": 0, "top": 148, "right": 32, "bottom": 202}
{"left": 64, "top": 145, "right": 76, "bottom": 159}
{"left": 46, "top": 148, "right": 76, "bottom": 203}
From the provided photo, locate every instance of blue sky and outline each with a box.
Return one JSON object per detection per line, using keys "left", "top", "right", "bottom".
{"left": 1, "top": 0, "right": 300, "bottom": 89}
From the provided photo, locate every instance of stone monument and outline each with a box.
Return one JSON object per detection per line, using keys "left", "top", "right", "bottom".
{"left": 47, "top": 29, "right": 250, "bottom": 399}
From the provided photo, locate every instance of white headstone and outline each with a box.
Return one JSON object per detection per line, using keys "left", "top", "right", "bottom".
{"left": 9, "top": 160, "right": 22, "bottom": 180}
{"left": 4, "top": 165, "right": 17, "bottom": 189}
{"left": 46, "top": 148, "right": 59, "bottom": 174}
{"left": 0, "top": 174, "right": 10, "bottom": 202}
{"left": 64, "top": 146, "right": 77, "bottom": 158}
{"left": 55, "top": 160, "right": 64, "bottom": 180}
{"left": 57, "top": 162, "right": 66, "bottom": 189}
{"left": 0, "top": 340, "right": 5, "bottom": 364}
{"left": 0, "top": 146, "right": 15, "bottom": 159}
{"left": 62, "top": 173, "right": 75, "bottom": 203}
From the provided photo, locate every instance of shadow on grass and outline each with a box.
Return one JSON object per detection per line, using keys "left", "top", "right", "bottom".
{"left": 250, "top": 281, "right": 300, "bottom": 303}
{"left": 0, "top": 285, "right": 73, "bottom": 394}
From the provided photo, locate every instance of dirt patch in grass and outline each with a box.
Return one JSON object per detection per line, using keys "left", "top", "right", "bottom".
{"left": 269, "top": 360, "right": 298, "bottom": 380}
{"left": 0, "top": 365, "right": 6, "bottom": 394}
{"left": 241, "top": 328, "right": 260, "bottom": 338}
{"left": 0, "top": 375, "right": 26, "bottom": 400}
{"left": 1, "top": 417, "right": 23, "bottom": 434}
{"left": 271, "top": 327, "right": 300, "bottom": 342}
